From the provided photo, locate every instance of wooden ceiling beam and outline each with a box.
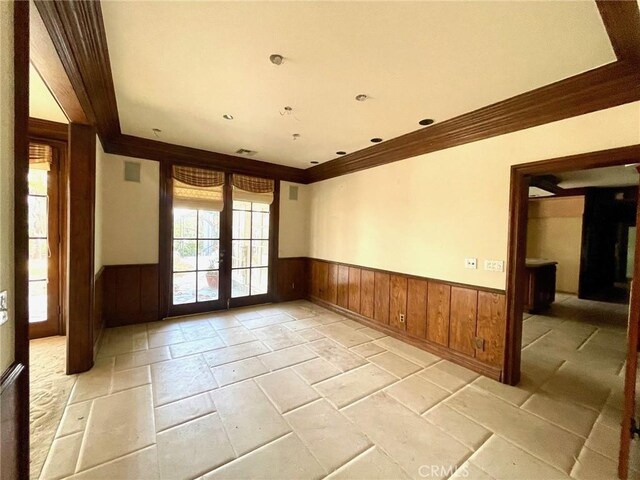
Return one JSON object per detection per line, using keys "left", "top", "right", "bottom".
{"left": 596, "top": 0, "right": 640, "bottom": 64}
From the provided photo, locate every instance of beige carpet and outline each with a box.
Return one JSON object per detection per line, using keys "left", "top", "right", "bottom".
{"left": 29, "top": 336, "right": 76, "bottom": 480}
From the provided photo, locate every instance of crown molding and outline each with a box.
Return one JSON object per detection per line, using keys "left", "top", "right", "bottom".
{"left": 33, "top": 0, "right": 640, "bottom": 184}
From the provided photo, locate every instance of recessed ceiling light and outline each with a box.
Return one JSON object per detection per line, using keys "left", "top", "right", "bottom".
{"left": 336, "top": 151, "right": 347, "bottom": 155}
{"left": 419, "top": 118, "right": 434, "bottom": 126}
{"left": 270, "top": 54, "right": 284, "bottom": 65}
{"left": 223, "top": 114, "right": 234, "bottom": 120}
{"left": 370, "top": 137, "right": 383, "bottom": 143}
{"left": 355, "top": 94, "right": 368, "bottom": 102}
{"left": 310, "top": 161, "right": 319, "bottom": 164}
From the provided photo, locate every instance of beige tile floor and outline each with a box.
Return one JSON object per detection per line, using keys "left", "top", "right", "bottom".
{"left": 38, "top": 295, "right": 636, "bottom": 480}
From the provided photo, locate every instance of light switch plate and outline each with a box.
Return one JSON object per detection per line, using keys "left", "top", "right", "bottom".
{"left": 0, "top": 311, "right": 7, "bottom": 326}
{"left": 0, "top": 290, "right": 7, "bottom": 311}
{"left": 484, "top": 260, "right": 505, "bottom": 272}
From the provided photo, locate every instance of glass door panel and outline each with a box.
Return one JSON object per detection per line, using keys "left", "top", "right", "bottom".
{"left": 27, "top": 145, "right": 60, "bottom": 339}
{"left": 231, "top": 200, "right": 270, "bottom": 299}
{"left": 172, "top": 209, "right": 221, "bottom": 307}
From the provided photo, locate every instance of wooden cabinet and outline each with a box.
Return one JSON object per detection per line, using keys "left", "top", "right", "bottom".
{"left": 524, "top": 259, "right": 557, "bottom": 313}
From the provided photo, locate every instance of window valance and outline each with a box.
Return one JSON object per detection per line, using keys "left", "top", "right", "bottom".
{"left": 172, "top": 166, "right": 225, "bottom": 211}
{"left": 29, "top": 143, "right": 52, "bottom": 171}
{"left": 232, "top": 174, "right": 274, "bottom": 205}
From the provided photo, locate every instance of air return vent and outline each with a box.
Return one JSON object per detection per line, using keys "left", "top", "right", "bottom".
{"left": 124, "top": 161, "right": 141, "bottom": 182}
{"left": 289, "top": 185, "right": 299, "bottom": 201}
{"left": 235, "top": 148, "right": 257, "bottom": 156}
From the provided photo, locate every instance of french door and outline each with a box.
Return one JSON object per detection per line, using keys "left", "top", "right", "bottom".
{"left": 166, "top": 166, "right": 278, "bottom": 317}
{"left": 28, "top": 142, "right": 61, "bottom": 338}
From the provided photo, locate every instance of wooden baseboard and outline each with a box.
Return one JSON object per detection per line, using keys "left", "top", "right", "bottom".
{"left": 308, "top": 295, "right": 502, "bottom": 381}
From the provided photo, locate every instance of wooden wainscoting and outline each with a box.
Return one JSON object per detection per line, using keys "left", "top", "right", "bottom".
{"left": 102, "top": 264, "right": 159, "bottom": 327}
{"left": 275, "top": 257, "right": 309, "bottom": 302}
{"left": 308, "top": 258, "right": 506, "bottom": 380}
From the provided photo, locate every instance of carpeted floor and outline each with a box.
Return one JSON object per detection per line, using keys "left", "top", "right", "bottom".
{"left": 29, "top": 336, "right": 76, "bottom": 480}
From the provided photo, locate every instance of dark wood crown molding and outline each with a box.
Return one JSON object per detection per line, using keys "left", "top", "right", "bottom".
{"left": 105, "top": 134, "right": 308, "bottom": 183}
{"left": 307, "top": 61, "right": 640, "bottom": 182}
{"left": 34, "top": 0, "right": 640, "bottom": 185}
{"left": 596, "top": 0, "right": 640, "bottom": 64}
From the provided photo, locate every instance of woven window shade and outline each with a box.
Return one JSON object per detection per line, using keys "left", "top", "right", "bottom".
{"left": 172, "top": 166, "right": 225, "bottom": 211}
{"left": 232, "top": 174, "right": 274, "bottom": 205}
{"left": 29, "top": 143, "right": 53, "bottom": 171}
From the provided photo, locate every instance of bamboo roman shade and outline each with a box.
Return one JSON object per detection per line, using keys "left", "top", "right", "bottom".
{"left": 29, "top": 143, "right": 53, "bottom": 171}
{"left": 172, "top": 165, "right": 225, "bottom": 211}
{"left": 232, "top": 174, "right": 274, "bottom": 205}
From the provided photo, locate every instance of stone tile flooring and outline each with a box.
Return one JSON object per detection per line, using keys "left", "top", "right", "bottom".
{"left": 38, "top": 295, "right": 636, "bottom": 479}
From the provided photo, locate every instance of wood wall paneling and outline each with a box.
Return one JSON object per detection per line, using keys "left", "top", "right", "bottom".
{"left": 102, "top": 264, "right": 160, "bottom": 327}
{"left": 406, "top": 278, "right": 428, "bottom": 339}
{"left": 1, "top": 364, "right": 27, "bottom": 480}
{"left": 318, "top": 261, "right": 329, "bottom": 301}
{"left": 449, "top": 287, "right": 478, "bottom": 357}
{"left": 426, "top": 282, "right": 451, "bottom": 346}
{"left": 348, "top": 267, "right": 361, "bottom": 313}
{"left": 275, "top": 257, "right": 308, "bottom": 302}
{"left": 389, "top": 275, "right": 408, "bottom": 331}
{"left": 476, "top": 292, "right": 506, "bottom": 367}
{"left": 360, "top": 270, "right": 375, "bottom": 319}
{"left": 373, "top": 272, "right": 390, "bottom": 325}
{"left": 327, "top": 263, "right": 338, "bottom": 305}
{"left": 66, "top": 123, "right": 96, "bottom": 374}
{"left": 337, "top": 265, "right": 350, "bottom": 308}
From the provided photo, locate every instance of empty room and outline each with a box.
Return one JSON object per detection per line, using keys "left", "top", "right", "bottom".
{"left": 2, "top": 1, "right": 640, "bottom": 479}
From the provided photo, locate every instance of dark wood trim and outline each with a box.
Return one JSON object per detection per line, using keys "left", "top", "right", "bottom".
{"left": 28, "top": 117, "right": 68, "bottom": 142}
{"left": 309, "top": 296, "right": 502, "bottom": 381}
{"left": 11, "top": 3, "right": 31, "bottom": 479}
{"left": 66, "top": 123, "right": 96, "bottom": 374}
{"left": 1, "top": 362, "right": 28, "bottom": 480}
{"left": 33, "top": 0, "right": 119, "bottom": 138}
{"left": 269, "top": 181, "right": 281, "bottom": 303}
{"left": 29, "top": 2, "right": 86, "bottom": 124}
{"left": 106, "top": 135, "right": 307, "bottom": 184}
{"left": 307, "top": 62, "right": 640, "bottom": 182}
{"left": 307, "top": 257, "right": 505, "bottom": 296}
{"left": 158, "top": 161, "right": 172, "bottom": 319}
{"left": 596, "top": 0, "right": 640, "bottom": 64}
{"left": 505, "top": 144, "right": 640, "bottom": 386}
{"left": 619, "top": 176, "right": 640, "bottom": 480}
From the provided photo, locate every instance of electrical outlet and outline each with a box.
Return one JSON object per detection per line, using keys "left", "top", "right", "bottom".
{"left": 464, "top": 258, "right": 477, "bottom": 269}
{"left": 474, "top": 336, "right": 485, "bottom": 351}
{"left": 399, "top": 313, "right": 405, "bottom": 323}
{"left": 484, "top": 260, "right": 504, "bottom": 272}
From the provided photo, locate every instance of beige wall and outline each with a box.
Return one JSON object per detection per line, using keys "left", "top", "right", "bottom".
{"left": 97, "top": 152, "right": 160, "bottom": 265}
{"left": 527, "top": 196, "right": 585, "bottom": 293}
{"left": 0, "top": 0, "right": 15, "bottom": 372}
{"left": 279, "top": 182, "right": 310, "bottom": 258}
{"left": 308, "top": 102, "right": 640, "bottom": 291}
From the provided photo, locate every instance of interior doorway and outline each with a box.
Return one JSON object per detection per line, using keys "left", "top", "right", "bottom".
{"left": 505, "top": 144, "right": 640, "bottom": 479}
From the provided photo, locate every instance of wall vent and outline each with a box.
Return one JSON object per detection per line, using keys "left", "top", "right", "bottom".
{"left": 289, "top": 185, "right": 299, "bottom": 201}
{"left": 124, "top": 161, "right": 141, "bottom": 182}
{"left": 235, "top": 148, "right": 257, "bottom": 156}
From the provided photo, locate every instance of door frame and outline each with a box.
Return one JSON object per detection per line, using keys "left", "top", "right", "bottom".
{"left": 27, "top": 137, "right": 67, "bottom": 339}
{"left": 504, "top": 144, "right": 640, "bottom": 386}
{"left": 159, "top": 160, "right": 280, "bottom": 319}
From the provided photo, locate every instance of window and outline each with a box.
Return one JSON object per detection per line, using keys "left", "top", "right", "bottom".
{"left": 28, "top": 168, "right": 49, "bottom": 322}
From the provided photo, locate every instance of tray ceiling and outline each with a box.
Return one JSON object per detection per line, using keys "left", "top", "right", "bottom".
{"left": 101, "top": 1, "right": 615, "bottom": 168}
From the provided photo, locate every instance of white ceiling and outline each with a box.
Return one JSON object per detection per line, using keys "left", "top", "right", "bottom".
{"left": 97, "top": 1, "right": 615, "bottom": 168}
{"left": 29, "top": 63, "right": 67, "bottom": 123}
